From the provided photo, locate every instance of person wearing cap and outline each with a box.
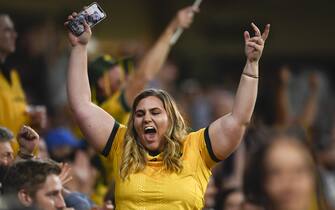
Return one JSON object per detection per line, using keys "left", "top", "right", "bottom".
{"left": 87, "top": 5, "right": 198, "bottom": 125}
{"left": 44, "top": 127, "right": 82, "bottom": 162}
{"left": 88, "top": 55, "right": 133, "bottom": 125}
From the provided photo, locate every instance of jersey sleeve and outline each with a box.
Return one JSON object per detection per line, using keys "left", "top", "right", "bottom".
{"left": 191, "top": 127, "right": 221, "bottom": 169}
{"left": 100, "top": 122, "right": 127, "bottom": 159}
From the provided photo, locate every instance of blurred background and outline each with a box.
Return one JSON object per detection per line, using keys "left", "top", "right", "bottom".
{"left": 2, "top": 0, "right": 335, "bottom": 101}
{"left": 2, "top": 0, "right": 335, "bottom": 105}
{"left": 1, "top": 0, "right": 335, "bottom": 209}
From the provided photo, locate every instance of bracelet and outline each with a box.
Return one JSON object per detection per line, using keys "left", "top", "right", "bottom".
{"left": 18, "top": 150, "right": 35, "bottom": 160}
{"left": 242, "top": 72, "right": 259, "bottom": 79}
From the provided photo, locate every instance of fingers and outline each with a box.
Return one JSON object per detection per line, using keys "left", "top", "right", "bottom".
{"left": 191, "top": 6, "right": 200, "bottom": 13}
{"left": 247, "top": 23, "right": 270, "bottom": 41}
{"left": 83, "top": 21, "right": 90, "bottom": 31}
{"left": 59, "top": 163, "right": 73, "bottom": 185}
{"left": 244, "top": 31, "right": 250, "bottom": 42}
{"left": 251, "top": 22, "right": 261, "bottom": 37}
{"left": 249, "top": 36, "right": 264, "bottom": 45}
{"left": 19, "top": 125, "right": 39, "bottom": 140}
{"left": 261, "top": 24, "right": 270, "bottom": 41}
{"left": 246, "top": 42, "right": 262, "bottom": 52}
{"left": 64, "top": 13, "right": 76, "bottom": 27}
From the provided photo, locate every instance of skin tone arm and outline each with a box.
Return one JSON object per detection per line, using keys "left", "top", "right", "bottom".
{"left": 275, "top": 66, "right": 292, "bottom": 128}
{"left": 209, "top": 23, "right": 270, "bottom": 160}
{"left": 297, "top": 72, "right": 320, "bottom": 128}
{"left": 65, "top": 6, "right": 198, "bottom": 152}
{"left": 65, "top": 14, "right": 115, "bottom": 152}
{"left": 123, "top": 5, "right": 199, "bottom": 105}
{"left": 15, "top": 125, "right": 39, "bottom": 161}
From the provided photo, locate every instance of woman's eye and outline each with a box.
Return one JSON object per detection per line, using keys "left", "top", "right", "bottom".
{"left": 135, "top": 112, "right": 144, "bottom": 117}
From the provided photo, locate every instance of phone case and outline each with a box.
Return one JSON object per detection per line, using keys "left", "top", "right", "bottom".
{"left": 68, "top": 2, "right": 107, "bottom": 36}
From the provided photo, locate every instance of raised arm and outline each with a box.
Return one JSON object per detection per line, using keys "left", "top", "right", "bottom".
{"left": 123, "top": 5, "right": 199, "bottom": 105}
{"left": 209, "top": 23, "right": 270, "bottom": 160}
{"left": 297, "top": 72, "right": 320, "bottom": 128}
{"left": 275, "top": 66, "right": 292, "bottom": 128}
{"left": 65, "top": 13, "right": 115, "bottom": 152}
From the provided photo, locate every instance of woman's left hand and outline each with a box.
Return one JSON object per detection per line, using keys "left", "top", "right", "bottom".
{"left": 244, "top": 23, "right": 270, "bottom": 63}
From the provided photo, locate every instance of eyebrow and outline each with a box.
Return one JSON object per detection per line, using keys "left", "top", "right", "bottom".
{"left": 46, "top": 190, "right": 61, "bottom": 196}
{"left": 135, "top": 107, "right": 161, "bottom": 113}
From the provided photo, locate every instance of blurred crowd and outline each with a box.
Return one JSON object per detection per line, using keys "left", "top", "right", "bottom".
{"left": 0, "top": 3, "right": 335, "bottom": 210}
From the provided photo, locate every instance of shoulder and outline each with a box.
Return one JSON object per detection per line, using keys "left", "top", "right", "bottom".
{"left": 101, "top": 122, "right": 127, "bottom": 158}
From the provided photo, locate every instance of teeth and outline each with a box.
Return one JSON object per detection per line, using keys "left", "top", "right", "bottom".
{"left": 144, "top": 126, "right": 154, "bottom": 131}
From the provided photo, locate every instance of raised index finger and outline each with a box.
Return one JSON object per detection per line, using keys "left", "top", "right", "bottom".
{"left": 251, "top": 22, "right": 261, "bottom": 37}
{"left": 261, "top": 24, "right": 271, "bottom": 41}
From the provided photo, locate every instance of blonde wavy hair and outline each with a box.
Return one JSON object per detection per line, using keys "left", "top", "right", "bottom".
{"left": 120, "top": 89, "right": 188, "bottom": 180}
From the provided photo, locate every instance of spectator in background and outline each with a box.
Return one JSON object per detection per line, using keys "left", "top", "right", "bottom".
{"left": 0, "top": 195, "right": 39, "bottom": 210}
{"left": 44, "top": 127, "right": 82, "bottom": 163}
{"left": 217, "top": 188, "right": 244, "bottom": 210}
{"left": 274, "top": 66, "right": 321, "bottom": 131}
{"left": 0, "top": 125, "right": 39, "bottom": 194}
{"left": 318, "top": 116, "right": 335, "bottom": 209}
{"left": 149, "top": 60, "right": 180, "bottom": 97}
{"left": 87, "top": 5, "right": 198, "bottom": 125}
{"left": 178, "top": 78, "right": 211, "bottom": 129}
{"left": 0, "top": 126, "right": 14, "bottom": 193}
{"left": 203, "top": 177, "right": 218, "bottom": 210}
{"left": 0, "top": 14, "right": 46, "bottom": 155}
{"left": 3, "top": 159, "right": 67, "bottom": 210}
{"left": 243, "top": 129, "right": 329, "bottom": 210}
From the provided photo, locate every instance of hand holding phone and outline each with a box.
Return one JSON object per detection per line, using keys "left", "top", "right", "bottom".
{"left": 67, "top": 2, "right": 107, "bottom": 36}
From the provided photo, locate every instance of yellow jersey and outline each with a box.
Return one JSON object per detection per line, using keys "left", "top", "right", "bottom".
{"left": 100, "top": 90, "right": 131, "bottom": 125}
{"left": 99, "top": 89, "right": 131, "bottom": 183}
{"left": 0, "top": 69, "right": 29, "bottom": 154}
{"left": 102, "top": 123, "right": 219, "bottom": 210}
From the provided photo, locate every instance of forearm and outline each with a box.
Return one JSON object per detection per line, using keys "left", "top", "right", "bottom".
{"left": 124, "top": 20, "right": 178, "bottom": 104}
{"left": 298, "top": 90, "right": 318, "bottom": 127}
{"left": 135, "top": 21, "right": 177, "bottom": 81}
{"left": 276, "top": 83, "right": 291, "bottom": 126}
{"left": 231, "top": 61, "right": 259, "bottom": 125}
{"left": 67, "top": 45, "right": 91, "bottom": 111}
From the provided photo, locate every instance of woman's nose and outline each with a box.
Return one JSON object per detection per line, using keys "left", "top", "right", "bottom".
{"left": 143, "top": 113, "right": 152, "bottom": 122}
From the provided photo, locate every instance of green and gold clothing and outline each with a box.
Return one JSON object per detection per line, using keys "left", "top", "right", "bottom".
{"left": 0, "top": 68, "right": 29, "bottom": 154}
{"left": 101, "top": 123, "right": 219, "bottom": 210}
{"left": 100, "top": 90, "right": 131, "bottom": 125}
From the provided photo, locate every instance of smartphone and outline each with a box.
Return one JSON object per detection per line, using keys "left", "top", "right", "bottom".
{"left": 67, "top": 2, "right": 107, "bottom": 36}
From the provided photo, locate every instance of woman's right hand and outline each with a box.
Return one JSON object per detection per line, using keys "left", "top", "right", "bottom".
{"left": 64, "top": 12, "right": 92, "bottom": 46}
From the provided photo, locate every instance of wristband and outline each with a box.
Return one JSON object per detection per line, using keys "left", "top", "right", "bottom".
{"left": 242, "top": 72, "right": 259, "bottom": 79}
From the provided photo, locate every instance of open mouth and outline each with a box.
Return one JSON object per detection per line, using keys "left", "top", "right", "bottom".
{"left": 144, "top": 126, "right": 157, "bottom": 134}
